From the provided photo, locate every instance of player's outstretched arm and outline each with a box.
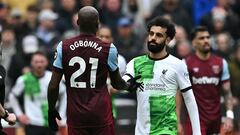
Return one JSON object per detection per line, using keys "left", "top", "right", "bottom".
{"left": 182, "top": 89, "right": 201, "bottom": 135}
{"left": 109, "top": 68, "right": 143, "bottom": 92}
{"left": 109, "top": 68, "right": 129, "bottom": 90}
{"left": 48, "top": 70, "right": 63, "bottom": 131}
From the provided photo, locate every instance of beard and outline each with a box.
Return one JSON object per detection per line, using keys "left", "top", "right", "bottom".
{"left": 201, "top": 46, "right": 212, "bottom": 54}
{"left": 147, "top": 41, "right": 165, "bottom": 53}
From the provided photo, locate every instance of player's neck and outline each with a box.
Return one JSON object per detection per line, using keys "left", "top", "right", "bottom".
{"left": 196, "top": 51, "right": 211, "bottom": 60}
{"left": 80, "top": 31, "right": 96, "bottom": 35}
{"left": 149, "top": 50, "right": 168, "bottom": 59}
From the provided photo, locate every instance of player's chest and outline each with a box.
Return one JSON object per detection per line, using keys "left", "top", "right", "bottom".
{"left": 188, "top": 61, "right": 222, "bottom": 77}
{"left": 136, "top": 63, "right": 176, "bottom": 82}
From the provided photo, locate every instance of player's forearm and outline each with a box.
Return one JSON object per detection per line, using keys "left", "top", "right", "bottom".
{"left": 182, "top": 90, "right": 201, "bottom": 135}
{"left": 222, "top": 81, "right": 234, "bottom": 118}
{"left": 223, "top": 82, "right": 233, "bottom": 106}
{"left": 111, "top": 77, "right": 129, "bottom": 90}
{"left": 48, "top": 81, "right": 60, "bottom": 111}
{"left": 0, "top": 104, "right": 6, "bottom": 117}
{"left": 58, "top": 92, "right": 67, "bottom": 121}
{"left": 109, "top": 69, "right": 129, "bottom": 90}
{"left": 175, "top": 91, "right": 182, "bottom": 125}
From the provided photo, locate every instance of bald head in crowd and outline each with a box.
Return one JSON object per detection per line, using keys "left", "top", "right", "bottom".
{"left": 77, "top": 6, "right": 99, "bottom": 34}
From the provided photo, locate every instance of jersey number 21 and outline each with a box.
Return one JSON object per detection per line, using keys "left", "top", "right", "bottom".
{"left": 69, "top": 56, "right": 98, "bottom": 88}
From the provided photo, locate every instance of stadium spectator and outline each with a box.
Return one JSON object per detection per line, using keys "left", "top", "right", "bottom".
{"left": 0, "top": 3, "right": 9, "bottom": 30}
{"left": 1, "top": 27, "right": 17, "bottom": 95}
{"left": 99, "top": 0, "right": 123, "bottom": 38}
{"left": 114, "top": 17, "right": 145, "bottom": 62}
{"left": 0, "top": 31, "right": 17, "bottom": 135}
{"left": 22, "top": 5, "right": 39, "bottom": 35}
{"left": 149, "top": 0, "right": 192, "bottom": 33}
{"left": 200, "top": 0, "right": 240, "bottom": 40}
{"left": 55, "top": 0, "right": 77, "bottom": 33}
{"left": 213, "top": 32, "right": 233, "bottom": 61}
{"left": 8, "top": 34, "right": 39, "bottom": 88}
{"left": 36, "top": 9, "right": 60, "bottom": 65}
{"left": 229, "top": 41, "right": 240, "bottom": 132}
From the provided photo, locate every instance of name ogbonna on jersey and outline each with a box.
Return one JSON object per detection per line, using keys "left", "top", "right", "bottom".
{"left": 70, "top": 40, "right": 102, "bottom": 52}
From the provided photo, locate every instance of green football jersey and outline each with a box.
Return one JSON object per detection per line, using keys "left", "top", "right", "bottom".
{"left": 125, "top": 54, "right": 191, "bottom": 135}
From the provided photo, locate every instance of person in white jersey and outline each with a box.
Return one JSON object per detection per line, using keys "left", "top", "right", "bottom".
{"left": 122, "top": 16, "right": 201, "bottom": 135}
{"left": 9, "top": 52, "right": 66, "bottom": 135}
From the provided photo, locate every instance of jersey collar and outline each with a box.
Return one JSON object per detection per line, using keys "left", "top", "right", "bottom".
{"left": 148, "top": 53, "right": 169, "bottom": 61}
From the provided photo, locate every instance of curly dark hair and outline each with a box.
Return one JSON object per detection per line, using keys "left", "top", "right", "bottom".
{"left": 147, "top": 16, "right": 176, "bottom": 40}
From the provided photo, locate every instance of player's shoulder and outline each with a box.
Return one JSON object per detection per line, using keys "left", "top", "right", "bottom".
{"left": 131, "top": 54, "right": 148, "bottom": 62}
{"left": 210, "top": 54, "right": 224, "bottom": 61}
{"left": 62, "top": 35, "right": 80, "bottom": 44}
{"left": 184, "top": 53, "right": 196, "bottom": 61}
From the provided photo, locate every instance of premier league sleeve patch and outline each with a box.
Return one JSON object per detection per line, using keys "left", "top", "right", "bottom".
{"left": 54, "top": 50, "right": 58, "bottom": 60}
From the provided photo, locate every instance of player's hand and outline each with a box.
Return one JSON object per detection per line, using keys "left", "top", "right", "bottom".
{"left": 18, "top": 114, "right": 30, "bottom": 125}
{"left": 48, "top": 109, "right": 62, "bottom": 131}
{"left": 177, "top": 123, "right": 184, "bottom": 135}
{"left": 127, "top": 75, "right": 143, "bottom": 92}
{"left": 5, "top": 113, "right": 17, "bottom": 125}
{"left": 222, "top": 117, "right": 234, "bottom": 133}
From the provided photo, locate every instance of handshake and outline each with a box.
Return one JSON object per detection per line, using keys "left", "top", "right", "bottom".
{"left": 126, "top": 75, "right": 144, "bottom": 93}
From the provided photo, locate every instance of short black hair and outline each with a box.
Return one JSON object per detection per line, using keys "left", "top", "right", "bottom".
{"left": 147, "top": 16, "right": 176, "bottom": 40}
{"left": 78, "top": 6, "right": 99, "bottom": 34}
{"left": 190, "top": 26, "right": 209, "bottom": 41}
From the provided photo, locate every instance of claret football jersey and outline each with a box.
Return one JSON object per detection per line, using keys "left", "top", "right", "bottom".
{"left": 53, "top": 34, "right": 118, "bottom": 128}
{"left": 184, "top": 53, "right": 230, "bottom": 122}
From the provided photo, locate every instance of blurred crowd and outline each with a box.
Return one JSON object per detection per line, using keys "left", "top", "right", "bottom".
{"left": 0, "top": 0, "right": 240, "bottom": 134}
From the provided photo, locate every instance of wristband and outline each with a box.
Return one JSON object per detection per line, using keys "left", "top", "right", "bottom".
{"left": 2, "top": 110, "right": 9, "bottom": 119}
{"left": 226, "top": 110, "right": 234, "bottom": 119}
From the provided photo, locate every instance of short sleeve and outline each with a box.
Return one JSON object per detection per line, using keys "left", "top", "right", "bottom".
{"left": 118, "top": 54, "right": 127, "bottom": 76}
{"left": 11, "top": 76, "right": 25, "bottom": 96}
{"left": 53, "top": 41, "right": 63, "bottom": 70}
{"left": 221, "top": 59, "right": 230, "bottom": 81}
{"left": 122, "top": 59, "right": 135, "bottom": 81}
{"left": 107, "top": 43, "right": 118, "bottom": 72}
{"left": 176, "top": 61, "right": 192, "bottom": 91}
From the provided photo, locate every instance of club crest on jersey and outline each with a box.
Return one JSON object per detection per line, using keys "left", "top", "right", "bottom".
{"left": 193, "top": 67, "right": 199, "bottom": 72}
{"left": 162, "top": 69, "right": 168, "bottom": 75}
{"left": 212, "top": 65, "right": 220, "bottom": 74}
{"left": 160, "top": 69, "right": 168, "bottom": 79}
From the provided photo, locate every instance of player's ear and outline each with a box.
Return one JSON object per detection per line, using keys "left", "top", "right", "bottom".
{"left": 192, "top": 40, "right": 197, "bottom": 48}
{"left": 165, "top": 37, "right": 171, "bottom": 45}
